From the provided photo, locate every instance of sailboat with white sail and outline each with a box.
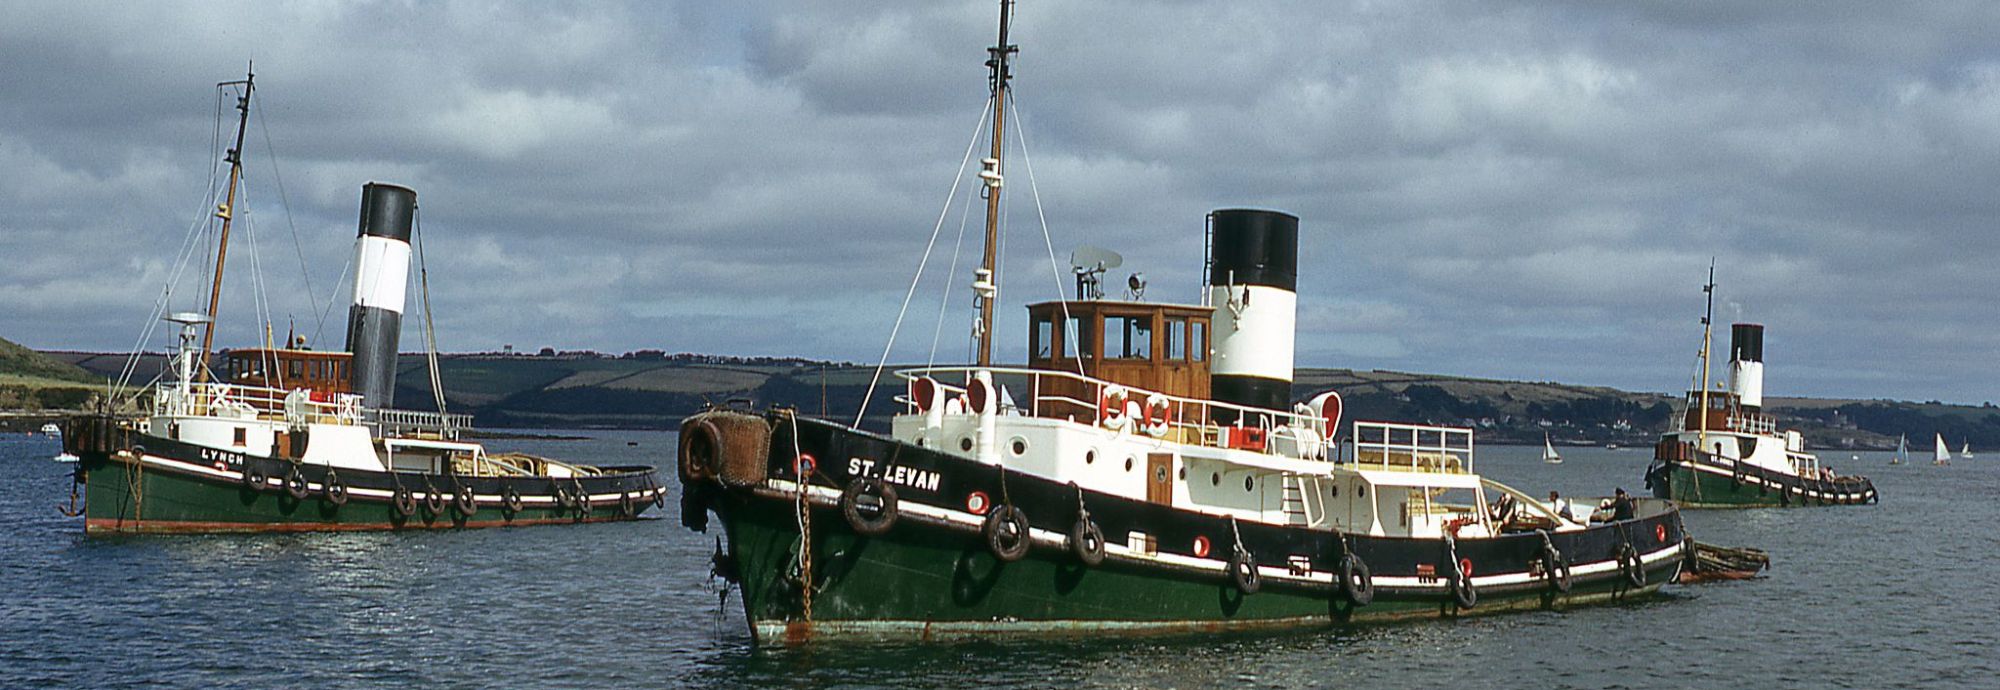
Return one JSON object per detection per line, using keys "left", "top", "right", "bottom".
{"left": 1543, "top": 432, "right": 1563, "bottom": 464}
{"left": 1891, "top": 434, "right": 1907, "bottom": 465}
{"left": 1960, "top": 441, "right": 1974, "bottom": 459}
{"left": 1933, "top": 433, "right": 1951, "bottom": 466}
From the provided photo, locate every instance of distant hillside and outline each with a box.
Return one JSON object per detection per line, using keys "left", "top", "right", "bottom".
{"left": 43, "top": 348, "right": 2000, "bottom": 449}
{"left": 0, "top": 337, "right": 103, "bottom": 411}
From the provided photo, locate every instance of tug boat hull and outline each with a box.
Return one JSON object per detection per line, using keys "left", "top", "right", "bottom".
{"left": 67, "top": 418, "right": 664, "bottom": 534}
{"left": 1647, "top": 455, "right": 1875, "bottom": 508}
{"left": 688, "top": 413, "right": 1688, "bottom": 644}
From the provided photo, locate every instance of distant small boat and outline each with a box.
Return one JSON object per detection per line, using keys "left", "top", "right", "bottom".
{"left": 1961, "top": 441, "right": 1974, "bottom": 459}
{"left": 1605, "top": 443, "right": 1622, "bottom": 451}
{"left": 53, "top": 452, "right": 79, "bottom": 464}
{"left": 1933, "top": 433, "right": 1951, "bottom": 466}
{"left": 1891, "top": 435, "right": 1907, "bottom": 465}
{"left": 39, "top": 423, "right": 61, "bottom": 437}
{"left": 1543, "top": 433, "right": 1563, "bottom": 464}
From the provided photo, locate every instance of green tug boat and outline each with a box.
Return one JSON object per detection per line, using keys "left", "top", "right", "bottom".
{"left": 1645, "top": 271, "right": 1876, "bottom": 507}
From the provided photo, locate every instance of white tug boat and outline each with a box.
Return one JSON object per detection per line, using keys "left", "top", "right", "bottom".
{"left": 1645, "top": 272, "right": 1876, "bottom": 507}
{"left": 60, "top": 71, "right": 663, "bottom": 533}
{"left": 675, "top": 0, "right": 1689, "bottom": 644}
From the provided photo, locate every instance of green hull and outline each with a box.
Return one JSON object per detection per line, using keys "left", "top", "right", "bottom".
{"left": 1653, "top": 463, "right": 1870, "bottom": 508}
{"left": 718, "top": 494, "right": 1667, "bottom": 643}
{"left": 83, "top": 457, "right": 639, "bottom": 533}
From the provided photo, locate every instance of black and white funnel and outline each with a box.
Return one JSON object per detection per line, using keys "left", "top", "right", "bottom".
{"left": 344, "top": 182, "right": 415, "bottom": 410}
{"left": 1729, "top": 323, "right": 1764, "bottom": 411}
{"left": 1207, "top": 209, "right": 1298, "bottom": 419}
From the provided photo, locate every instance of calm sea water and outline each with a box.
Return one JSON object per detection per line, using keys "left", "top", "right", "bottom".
{"left": 2, "top": 430, "right": 1993, "bottom": 688}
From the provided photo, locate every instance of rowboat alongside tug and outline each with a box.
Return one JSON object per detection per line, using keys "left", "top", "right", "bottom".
{"left": 676, "top": 1, "right": 1689, "bottom": 644}
{"left": 60, "top": 73, "right": 663, "bottom": 534}
{"left": 1644, "top": 273, "right": 1876, "bottom": 507}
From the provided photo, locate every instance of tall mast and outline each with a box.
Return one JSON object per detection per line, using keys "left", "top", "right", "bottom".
{"left": 197, "top": 69, "right": 255, "bottom": 383}
{"left": 1696, "top": 262, "right": 1716, "bottom": 452}
{"left": 974, "top": 0, "right": 1016, "bottom": 367}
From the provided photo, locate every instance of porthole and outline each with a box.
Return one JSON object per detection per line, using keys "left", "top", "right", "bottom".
{"left": 1211, "top": 472, "right": 1221, "bottom": 486}
{"left": 1125, "top": 457, "right": 1134, "bottom": 472}
{"left": 1178, "top": 467, "right": 1186, "bottom": 480}
{"left": 1331, "top": 484, "right": 1340, "bottom": 498}
{"left": 1244, "top": 476, "right": 1255, "bottom": 492}
{"left": 1010, "top": 438, "right": 1028, "bottom": 456}
{"left": 960, "top": 437, "right": 975, "bottom": 452}
{"left": 1357, "top": 484, "right": 1367, "bottom": 498}
{"left": 1085, "top": 449, "right": 1096, "bottom": 464}
{"left": 916, "top": 437, "right": 929, "bottom": 448}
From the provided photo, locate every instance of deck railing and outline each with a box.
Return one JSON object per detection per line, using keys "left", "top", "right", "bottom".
{"left": 153, "top": 381, "right": 469, "bottom": 438}
{"left": 1347, "top": 420, "right": 1475, "bottom": 474}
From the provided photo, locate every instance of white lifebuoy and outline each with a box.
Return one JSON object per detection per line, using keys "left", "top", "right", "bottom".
{"left": 1099, "top": 385, "right": 1130, "bottom": 431}
{"left": 1142, "top": 394, "right": 1172, "bottom": 438}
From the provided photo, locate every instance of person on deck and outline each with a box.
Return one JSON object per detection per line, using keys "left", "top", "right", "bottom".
{"left": 1607, "top": 487, "right": 1635, "bottom": 521}
{"left": 1547, "top": 490, "right": 1572, "bottom": 521}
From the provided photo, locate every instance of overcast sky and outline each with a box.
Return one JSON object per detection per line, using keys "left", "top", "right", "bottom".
{"left": 3, "top": 1, "right": 1996, "bottom": 403}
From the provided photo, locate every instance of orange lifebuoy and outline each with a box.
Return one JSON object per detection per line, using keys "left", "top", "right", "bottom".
{"left": 795, "top": 453, "right": 816, "bottom": 477}
{"left": 966, "top": 491, "right": 991, "bottom": 516}
{"left": 1192, "top": 535, "right": 1211, "bottom": 558}
{"left": 1459, "top": 557, "right": 1474, "bottom": 578}
{"left": 1655, "top": 524, "right": 1668, "bottom": 543}
{"left": 1099, "top": 386, "right": 1130, "bottom": 430}
{"left": 1143, "top": 395, "right": 1172, "bottom": 438}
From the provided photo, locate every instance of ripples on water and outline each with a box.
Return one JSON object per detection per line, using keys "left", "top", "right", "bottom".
{"left": 2, "top": 431, "right": 1994, "bottom": 688}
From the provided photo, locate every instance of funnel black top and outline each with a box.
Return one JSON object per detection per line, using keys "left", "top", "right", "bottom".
{"left": 1731, "top": 323, "right": 1764, "bottom": 363}
{"left": 1208, "top": 209, "right": 1298, "bottom": 292}
{"left": 357, "top": 182, "right": 416, "bottom": 242}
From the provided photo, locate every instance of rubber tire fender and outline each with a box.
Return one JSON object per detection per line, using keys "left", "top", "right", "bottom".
{"left": 1230, "top": 545, "right": 1261, "bottom": 595}
{"left": 679, "top": 417, "right": 722, "bottom": 483}
{"left": 323, "top": 471, "right": 349, "bottom": 507}
{"left": 453, "top": 482, "right": 478, "bottom": 518}
{"left": 1617, "top": 543, "right": 1646, "bottom": 587}
{"left": 285, "top": 466, "right": 311, "bottom": 500}
{"left": 1542, "top": 545, "right": 1572, "bottom": 594}
{"left": 1452, "top": 566, "right": 1478, "bottom": 609}
{"left": 1339, "top": 553, "right": 1374, "bottom": 606}
{"left": 983, "top": 505, "right": 1031, "bottom": 562}
{"left": 840, "top": 477, "right": 899, "bottom": 537}
{"left": 423, "top": 483, "right": 447, "bottom": 517}
{"left": 391, "top": 486, "right": 417, "bottom": 518}
{"left": 1068, "top": 517, "right": 1106, "bottom": 567}
{"left": 501, "top": 485, "right": 524, "bottom": 514}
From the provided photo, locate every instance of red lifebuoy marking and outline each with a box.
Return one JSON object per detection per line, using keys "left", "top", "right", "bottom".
{"left": 1193, "top": 535, "right": 1211, "bottom": 558}
{"left": 1146, "top": 397, "right": 1171, "bottom": 429}
{"left": 1459, "top": 558, "right": 1474, "bottom": 578}
{"left": 795, "top": 453, "right": 816, "bottom": 476}
{"left": 966, "top": 491, "right": 991, "bottom": 516}
{"left": 1655, "top": 524, "right": 1668, "bottom": 543}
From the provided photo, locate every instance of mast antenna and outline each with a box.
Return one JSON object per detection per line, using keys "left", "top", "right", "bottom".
{"left": 197, "top": 65, "right": 255, "bottom": 383}
{"left": 973, "top": 0, "right": 1016, "bottom": 367}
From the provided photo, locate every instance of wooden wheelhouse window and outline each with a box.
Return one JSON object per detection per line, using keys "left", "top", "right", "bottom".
{"left": 1165, "top": 317, "right": 1188, "bottom": 360}
{"left": 1032, "top": 317, "right": 1054, "bottom": 359}
{"left": 1191, "top": 321, "right": 1208, "bottom": 362}
{"left": 1103, "top": 315, "right": 1152, "bottom": 360}
{"left": 1066, "top": 315, "right": 1094, "bottom": 359}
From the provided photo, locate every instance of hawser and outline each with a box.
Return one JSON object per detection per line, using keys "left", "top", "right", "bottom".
{"left": 678, "top": 0, "right": 1690, "bottom": 645}
{"left": 61, "top": 71, "right": 662, "bottom": 533}
{"left": 1645, "top": 269, "right": 1877, "bottom": 507}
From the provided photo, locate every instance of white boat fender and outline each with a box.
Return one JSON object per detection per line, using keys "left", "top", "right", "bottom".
{"left": 840, "top": 476, "right": 899, "bottom": 536}
{"left": 323, "top": 471, "right": 349, "bottom": 507}
{"left": 1142, "top": 395, "right": 1172, "bottom": 438}
{"left": 1228, "top": 518, "right": 1260, "bottom": 595}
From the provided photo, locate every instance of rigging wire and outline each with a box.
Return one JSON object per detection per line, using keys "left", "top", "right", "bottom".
{"left": 925, "top": 145, "right": 981, "bottom": 370}
{"left": 414, "top": 207, "right": 450, "bottom": 415}
{"left": 1007, "top": 89, "right": 1087, "bottom": 377}
{"left": 111, "top": 86, "right": 234, "bottom": 401}
{"left": 254, "top": 92, "right": 325, "bottom": 342}
{"left": 853, "top": 97, "right": 995, "bottom": 428}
